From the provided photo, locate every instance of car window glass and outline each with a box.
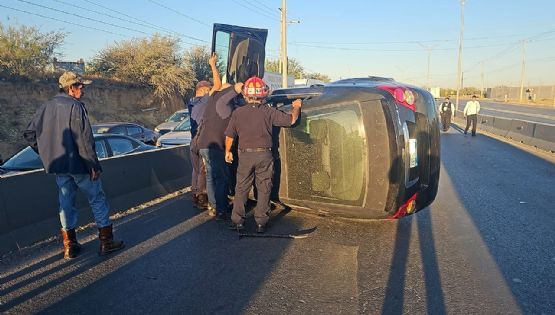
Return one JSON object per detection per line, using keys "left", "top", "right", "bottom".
{"left": 107, "top": 138, "right": 135, "bottom": 156}
{"left": 214, "top": 31, "right": 230, "bottom": 84}
{"left": 168, "top": 112, "right": 188, "bottom": 122}
{"left": 174, "top": 119, "right": 191, "bottom": 131}
{"left": 284, "top": 103, "right": 366, "bottom": 205}
{"left": 127, "top": 126, "right": 142, "bottom": 136}
{"left": 110, "top": 125, "right": 126, "bottom": 135}
{"left": 1, "top": 146, "right": 43, "bottom": 170}
{"left": 95, "top": 140, "right": 108, "bottom": 159}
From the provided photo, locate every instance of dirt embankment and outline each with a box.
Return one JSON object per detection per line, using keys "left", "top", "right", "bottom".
{"left": 0, "top": 78, "right": 186, "bottom": 161}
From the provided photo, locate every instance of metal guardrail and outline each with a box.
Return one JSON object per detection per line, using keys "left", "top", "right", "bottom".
{"left": 0, "top": 145, "right": 191, "bottom": 255}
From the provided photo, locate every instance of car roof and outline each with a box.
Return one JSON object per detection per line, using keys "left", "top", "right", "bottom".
{"left": 92, "top": 122, "right": 142, "bottom": 128}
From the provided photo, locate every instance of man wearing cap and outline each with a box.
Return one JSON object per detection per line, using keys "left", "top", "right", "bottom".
{"left": 439, "top": 96, "right": 454, "bottom": 131}
{"left": 225, "top": 76, "right": 302, "bottom": 233}
{"left": 24, "top": 71, "right": 124, "bottom": 259}
{"left": 188, "top": 53, "right": 221, "bottom": 211}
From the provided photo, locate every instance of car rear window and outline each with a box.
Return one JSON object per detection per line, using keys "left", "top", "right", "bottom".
{"left": 107, "top": 138, "right": 135, "bottom": 156}
{"left": 284, "top": 103, "right": 367, "bottom": 205}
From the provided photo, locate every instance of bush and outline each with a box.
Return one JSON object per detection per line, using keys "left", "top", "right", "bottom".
{"left": 0, "top": 23, "right": 65, "bottom": 78}
{"left": 88, "top": 34, "right": 194, "bottom": 103}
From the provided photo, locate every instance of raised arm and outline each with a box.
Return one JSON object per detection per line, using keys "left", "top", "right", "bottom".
{"left": 209, "top": 53, "right": 222, "bottom": 95}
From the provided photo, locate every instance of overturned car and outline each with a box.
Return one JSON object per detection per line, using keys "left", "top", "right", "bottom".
{"left": 213, "top": 24, "right": 440, "bottom": 219}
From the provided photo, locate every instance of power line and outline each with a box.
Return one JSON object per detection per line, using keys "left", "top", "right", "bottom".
{"left": 82, "top": 0, "right": 171, "bottom": 33}
{"left": 51, "top": 0, "right": 165, "bottom": 33}
{"left": 0, "top": 3, "right": 127, "bottom": 37}
{"left": 243, "top": 0, "right": 278, "bottom": 16}
{"left": 258, "top": 1, "right": 277, "bottom": 12}
{"left": 80, "top": 0, "right": 209, "bottom": 44}
{"left": 16, "top": 0, "right": 149, "bottom": 35}
{"left": 230, "top": 0, "right": 280, "bottom": 22}
{"left": 146, "top": 0, "right": 211, "bottom": 27}
{"left": 289, "top": 41, "right": 523, "bottom": 52}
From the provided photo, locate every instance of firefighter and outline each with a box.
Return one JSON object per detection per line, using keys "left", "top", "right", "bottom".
{"left": 224, "top": 76, "right": 302, "bottom": 233}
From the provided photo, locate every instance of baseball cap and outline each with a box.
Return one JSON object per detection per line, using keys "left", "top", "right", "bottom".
{"left": 58, "top": 71, "right": 92, "bottom": 89}
{"left": 195, "top": 80, "right": 211, "bottom": 91}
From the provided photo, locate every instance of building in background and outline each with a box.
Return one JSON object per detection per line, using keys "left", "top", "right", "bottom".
{"left": 51, "top": 58, "right": 85, "bottom": 74}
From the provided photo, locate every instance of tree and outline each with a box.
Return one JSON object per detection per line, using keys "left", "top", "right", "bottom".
{"left": 265, "top": 58, "right": 305, "bottom": 79}
{"left": 0, "top": 23, "right": 65, "bottom": 78}
{"left": 304, "top": 72, "right": 331, "bottom": 83}
{"left": 88, "top": 34, "right": 194, "bottom": 102}
{"left": 183, "top": 46, "right": 212, "bottom": 83}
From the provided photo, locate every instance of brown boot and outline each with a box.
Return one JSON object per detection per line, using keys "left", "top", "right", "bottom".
{"left": 197, "top": 193, "right": 208, "bottom": 210}
{"left": 61, "top": 228, "right": 81, "bottom": 259}
{"left": 98, "top": 224, "right": 125, "bottom": 256}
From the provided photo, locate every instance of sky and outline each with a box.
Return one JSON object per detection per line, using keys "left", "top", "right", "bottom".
{"left": 1, "top": 0, "right": 554, "bottom": 89}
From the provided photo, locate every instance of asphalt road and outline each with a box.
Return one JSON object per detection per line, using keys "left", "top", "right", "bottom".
{"left": 456, "top": 99, "right": 555, "bottom": 125}
{"left": 1, "top": 128, "right": 555, "bottom": 314}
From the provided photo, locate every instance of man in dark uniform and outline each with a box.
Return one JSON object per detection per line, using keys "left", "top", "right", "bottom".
{"left": 224, "top": 76, "right": 302, "bottom": 233}
{"left": 439, "top": 96, "right": 454, "bottom": 131}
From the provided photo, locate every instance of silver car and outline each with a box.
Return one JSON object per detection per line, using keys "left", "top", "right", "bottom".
{"left": 156, "top": 118, "right": 192, "bottom": 147}
{"left": 155, "top": 110, "right": 189, "bottom": 135}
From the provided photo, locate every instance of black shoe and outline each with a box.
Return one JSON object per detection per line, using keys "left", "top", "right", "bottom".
{"left": 228, "top": 222, "right": 244, "bottom": 231}
{"left": 464, "top": 131, "right": 468, "bottom": 135}
{"left": 471, "top": 133, "right": 476, "bottom": 137}
{"left": 256, "top": 224, "right": 266, "bottom": 234}
{"left": 216, "top": 212, "right": 230, "bottom": 221}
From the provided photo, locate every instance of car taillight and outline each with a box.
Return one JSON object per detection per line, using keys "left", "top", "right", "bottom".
{"left": 378, "top": 85, "right": 416, "bottom": 111}
{"left": 391, "top": 193, "right": 418, "bottom": 219}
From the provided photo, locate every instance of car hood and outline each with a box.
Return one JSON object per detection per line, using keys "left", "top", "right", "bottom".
{"left": 155, "top": 121, "right": 180, "bottom": 131}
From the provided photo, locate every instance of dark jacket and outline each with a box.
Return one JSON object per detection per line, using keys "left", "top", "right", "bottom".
{"left": 24, "top": 93, "right": 101, "bottom": 174}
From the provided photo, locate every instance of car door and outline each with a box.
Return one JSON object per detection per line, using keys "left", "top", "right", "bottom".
{"left": 212, "top": 23, "right": 268, "bottom": 84}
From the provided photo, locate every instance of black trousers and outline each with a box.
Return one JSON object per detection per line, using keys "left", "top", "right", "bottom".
{"left": 231, "top": 151, "right": 274, "bottom": 226}
{"left": 440, "top": 112, "right": 452, "bottom": 131}
{"left": 465, "top": 114, "right": 478, "bottom": 135}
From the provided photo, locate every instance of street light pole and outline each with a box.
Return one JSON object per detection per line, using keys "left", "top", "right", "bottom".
{"left": 417, "top": 42, "right": 441, "bottom": 89}
{"left": 455, "top": 0, "right": 465, "bottom": 115}
{"left": 519, "top": 39, "right": 527, "bottom": 102}
{"left": 280, "top": 0, "right": 288, "bottom": 88}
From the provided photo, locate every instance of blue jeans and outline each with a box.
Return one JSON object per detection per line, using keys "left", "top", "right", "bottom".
{"left": 199, "top": 148, "right": 229, "bottom": 214}
{"left": 56, "top": 174, "right": 111, "bottom": 230}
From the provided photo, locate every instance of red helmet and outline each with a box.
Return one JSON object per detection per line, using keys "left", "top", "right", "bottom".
{"left": 242, "top": 76, "right": 269, "bottom": 98}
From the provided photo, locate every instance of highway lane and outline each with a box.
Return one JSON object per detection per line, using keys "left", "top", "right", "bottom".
{"left": 455, "top": 99, "right": 555, "bottom": 125}
{"left": 1, "top": 129, "right": 554, "bottom": 314}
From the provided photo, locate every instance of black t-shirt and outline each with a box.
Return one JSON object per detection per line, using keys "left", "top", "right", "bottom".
{"left": 197, "top": 87, "right": 239, "bottom": 150}
{"left": 225, "top": 102, "right": 292, "bottom": 149}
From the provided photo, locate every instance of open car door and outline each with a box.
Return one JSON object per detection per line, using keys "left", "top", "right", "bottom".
{"left": 211, "top": 23, "right": 268, "bottom": 84}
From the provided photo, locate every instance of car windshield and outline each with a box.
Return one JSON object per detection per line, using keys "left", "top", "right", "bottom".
{"left": 174, "top": 119, "right": 191, "bottom": 131}
{"left": 1, "top": 146, "right": 43, "bottom": 171}
{"left": 167, "top": 112, "right": 188, "bottom": 123}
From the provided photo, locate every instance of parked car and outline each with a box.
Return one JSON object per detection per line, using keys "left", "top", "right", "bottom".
{"left": 0, "top": 134, "right": 156, "bottom": 176}
{"left": 92, "top": 122, "right": 159, "bottom": 145}
{"left": 155, "top": 110, "right": 189, "bottom": 135}
{"left": 212, "top": 23, "right": 440, "bottom": 219}
{"left": 156, "top": 118, "right": 192, "bottom": 147}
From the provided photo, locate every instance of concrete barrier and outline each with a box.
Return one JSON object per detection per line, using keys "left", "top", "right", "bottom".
{"left": 530, "top": 124, "right": 555, "bottom": 152}
{"left": 506, "top": 120, "right": 536, "bottom": 146}
{"left": 452, "top": 111, "right": 555, "bottom": 154}
{"left": 0, "top": 146, "right": 191, "bottom": 254}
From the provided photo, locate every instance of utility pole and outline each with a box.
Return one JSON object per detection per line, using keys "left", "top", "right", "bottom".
{"left": 280, "top": 0, "right": 288, "bottom": 88}
{"left": 455, "top": 0, "right": 465, "bottom": 115}
{"left": 480, "top": 61, "right": 484, "bottom": 98}
{"left": 519, "top": 39, "right": 527, "bottom": 102}
{"left": 417, "top": 42, "right": 441, "bottom": 89}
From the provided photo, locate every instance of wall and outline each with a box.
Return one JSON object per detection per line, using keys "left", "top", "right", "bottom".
{"left": 0, "top": 145, "right": 191, "bottom": 255}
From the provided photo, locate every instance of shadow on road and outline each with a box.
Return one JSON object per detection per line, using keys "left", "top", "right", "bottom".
{"left": 1, "top": 196, "right": 304, "bottom": 314}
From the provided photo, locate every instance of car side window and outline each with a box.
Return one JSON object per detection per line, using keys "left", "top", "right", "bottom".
{"left": 127, "top": 126, "right": 142, "bottom": 136}
{"left": 107, "top": 138, "right": 135, "bottom": 156}
{"left": 95, "top": 140, "right": 108, "bottom": 159}
{"left": 110, "top": 126, "right": 126, "bottom": 135}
